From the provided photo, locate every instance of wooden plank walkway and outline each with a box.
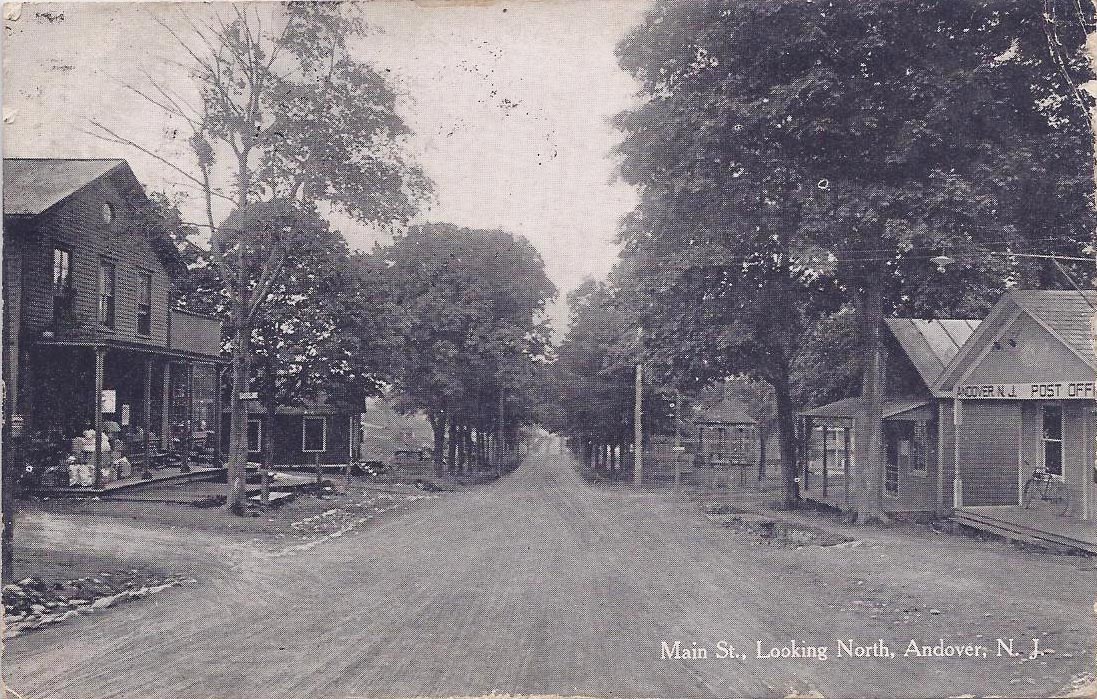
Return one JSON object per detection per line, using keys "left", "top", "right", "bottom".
{"left": 952, "top": 505, "right": 1097, "bottom": 555}
{"left": 33, "top": 467, "right": 225, "bottom": 498}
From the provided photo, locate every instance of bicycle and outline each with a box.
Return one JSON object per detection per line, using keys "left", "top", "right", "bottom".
{"left": 1021, "top": 463, "right": 1071, "bottom": 516}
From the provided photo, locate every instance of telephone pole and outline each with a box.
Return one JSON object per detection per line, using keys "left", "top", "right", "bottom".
{"left": 633, "top": 348, "right": 643, "bottom": 488}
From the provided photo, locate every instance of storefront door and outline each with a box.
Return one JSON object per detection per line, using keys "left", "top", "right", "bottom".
{"left": 1042, "top": 404, "right": 1064, "bottom": 479}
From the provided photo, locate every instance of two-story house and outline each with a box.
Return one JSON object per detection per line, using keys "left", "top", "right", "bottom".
{"left": 3, "top": 158, "right": 224, "bottom": 488}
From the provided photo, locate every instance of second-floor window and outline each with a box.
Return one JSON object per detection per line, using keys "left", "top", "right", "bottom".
{"left": 98, "top": 260, "right": 116, "bottom": 328}
{"left": 137, "top": 271, "right": 152, "bottom": 336}
{"left": 52, "top": 247, "right": 73, "bottom": 324}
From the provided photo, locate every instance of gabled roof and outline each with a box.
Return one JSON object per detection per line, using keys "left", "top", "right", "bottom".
{"left": 933, "top": 289, "right": 1097, "bottom": 394}
{"left": 885, "top": 318, "right": 982, "bottom": 388}
{"left": 4, "top": 158, "right": 130, "bottom": 216}
{"left": 1009, "top": 290, "right": 1097, "bottom": 369}
{"left": 695, "top": 398, "right": 756, "bottom": 425}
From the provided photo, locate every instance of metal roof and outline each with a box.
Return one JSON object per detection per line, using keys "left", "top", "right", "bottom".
{"left": 4, "top": 158, "right": 127, "bottom": 216}
{"left": 799, "top": 396, "right": 930, "bottom": 420}
{"left": 885, "top": 318, "right": 981, "bottom": 388}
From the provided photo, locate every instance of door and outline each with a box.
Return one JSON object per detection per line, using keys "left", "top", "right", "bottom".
{"left": 1042, "top": 403, "right": 1064, "bottom": 479}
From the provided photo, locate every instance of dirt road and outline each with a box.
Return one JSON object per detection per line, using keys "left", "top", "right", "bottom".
{"left": 5, "top": 447, "right": 1095, "bottom": 698}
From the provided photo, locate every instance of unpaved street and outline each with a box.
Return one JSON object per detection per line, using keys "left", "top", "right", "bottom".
{"left": 4, "top": 447, "right": 1095, "bottom": 699}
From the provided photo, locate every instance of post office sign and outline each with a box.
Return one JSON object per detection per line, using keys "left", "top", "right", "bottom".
{"left": 956, "top": 381, "right": 1097, "bottom": 400}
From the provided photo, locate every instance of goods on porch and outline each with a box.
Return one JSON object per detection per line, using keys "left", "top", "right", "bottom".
{"left": 68, "top": 458, "right": 94, "bottom": 487}
{"left": 113, "top": 456, "right": 132, "bottom": 480}
{"left": 64, "top": 431, "right": 119, "bottom": 486}
{"left": 80, "top": 430, "right": 111, "bottom": 454}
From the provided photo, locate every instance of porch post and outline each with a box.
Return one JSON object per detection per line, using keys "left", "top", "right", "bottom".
{"left": 93, "top": 347, "right": 106, "bottom": 488}
{"left": 213, "top": 364, "right": 223, "bottom": 464}
{"left": 182, "top": 361, "right": 194, "bottom": 473}
{"left": 935, "top": 402, "right": 946, "bottom": 515}
{"left": 843, "top": 425, "right": 851, "bottom": 509}
{"left": 822, "top": 425, "right": 829, "bottom": 498}
{"left": 953, "top": 398, "right": 963, "bottom": 508}
{"left": 143, "top": 357, "right": 152, "bottom": 477}
{"left": 161, "top": 361, "right": 171, "bottom": 451}
{"left": 803, "top": 416, "right": 813, "bottom": 491}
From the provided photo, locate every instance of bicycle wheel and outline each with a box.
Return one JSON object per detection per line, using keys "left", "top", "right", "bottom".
{"left": 1021, "top": 478, "right": 1038, "bottom": 509}
{"left": 1056, "top": 482, "right": 1071, "bottom": 516}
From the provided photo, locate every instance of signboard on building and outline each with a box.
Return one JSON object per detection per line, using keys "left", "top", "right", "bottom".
{"left": 101, "top": 389, "right": 116, "bottom": 413}
{"left": 957, "top": 381, "right": 1097, "bottom": 400}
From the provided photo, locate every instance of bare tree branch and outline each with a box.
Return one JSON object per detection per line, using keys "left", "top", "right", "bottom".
{"left": 80, "top": 120, "right": 234, "bottom": 203}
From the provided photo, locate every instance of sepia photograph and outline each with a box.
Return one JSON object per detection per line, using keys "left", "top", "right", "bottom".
{"left": 2, "top": 1, "right": 1097, "bottom": 697}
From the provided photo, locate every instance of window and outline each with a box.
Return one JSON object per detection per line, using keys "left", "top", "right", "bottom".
{"left": 51, "top": 247, "right": 73, "bottom": 323}
{"left": 911, "top": 421, "right": 929, "bottom": 476}
{"left": 302, "top": 416, "right": 327, "bottom": 453}
{"left": 884, "top": 422, "right": 914, "bottom": 495}
{"left": 246, "top": 419, "right": 262, "bottom": 453}
{"left": 1042, "top": 404, "right": 1063, "bottom": 478}
{"left": 98, "top": 260, "right": 116, "bottom": 328}
{"left": 137, "top": 271, "right": 152, "bottom": 336}
{"left": 101, "top": 202, "right": 115, "bottom": 224}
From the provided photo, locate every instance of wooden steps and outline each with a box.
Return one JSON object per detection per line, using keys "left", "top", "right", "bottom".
{"left": 952, "top": 506, "right": 1097, "bottom": 555}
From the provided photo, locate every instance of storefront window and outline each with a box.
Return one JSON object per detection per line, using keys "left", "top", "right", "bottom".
{"left": 1042, "top": 404, "right": 1063, "bottom": 477}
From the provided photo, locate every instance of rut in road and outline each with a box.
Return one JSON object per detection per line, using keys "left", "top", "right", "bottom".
{"left": 5, "top": 447, "right": 1093, "bottom": 699}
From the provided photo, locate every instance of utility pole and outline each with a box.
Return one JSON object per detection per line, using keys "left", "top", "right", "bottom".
{"left": 633, "top": 357, "right": 643, "bottom": 488}
{"left": 497, "top": 385, "right": 505, "bottom": 476}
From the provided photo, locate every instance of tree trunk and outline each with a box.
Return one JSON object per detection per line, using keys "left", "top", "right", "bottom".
{"left": 225, "top": 150, "right": 253, "bottom": 515}
{"left": 772, "top": 377, "right": 801, "bottom": 509}
{"left": 2, "top": 427, "right": 17, "bottom": 585}
{"left": 225, "top": 317, "right": 250, "bottom": 515}
{"left": 757, "top": 427, "right": 768, "bottom": 481}
{"left": 465, "top": 425, "right": 475, "bottom": 471}
{"left": 854, "top": 276, "right": 888, "bottom": 523}
{"left": 448, "top": 420, "right": 458, "bottom": 475}
{"left": 428, "top": 411, "right": 446, "bottom": 477}
{"left": 1084, "top": 20, "right": 1097, "bottom": 476}
{"left": 263, "top": 396, "right": 276, "bottom": 475}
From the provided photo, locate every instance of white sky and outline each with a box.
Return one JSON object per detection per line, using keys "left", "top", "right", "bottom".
{"left": 2, "top": 0, "right": 650, "bottom": 333}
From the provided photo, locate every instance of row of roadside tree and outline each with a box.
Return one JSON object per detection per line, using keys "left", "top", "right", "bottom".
{"left": 544, "top": 0, "right": 1097, "bottom": 522}
{"left": 95, "top": 3, "right": 555, "bottom": 513}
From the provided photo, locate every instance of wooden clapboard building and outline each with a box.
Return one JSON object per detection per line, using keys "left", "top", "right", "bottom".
{"left": 222, "top": 394, "right": 361, "bottom": 468}
{"left": 3, "top": 159, "right": 224, "bottom": 489}
{"left": 934, "top": 290, "right": 1097, "bottom": 551}
{"left": 798, "top": 317, "right": 980, "bottom": 514}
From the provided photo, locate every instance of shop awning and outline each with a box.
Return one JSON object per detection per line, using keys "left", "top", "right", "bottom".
{"left": 34, "top": 335, "right": 225, "bottom": 363}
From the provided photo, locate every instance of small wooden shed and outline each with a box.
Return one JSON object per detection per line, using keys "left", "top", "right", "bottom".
{"left": 694, "top": 398, "right": 758, "bottom": 487}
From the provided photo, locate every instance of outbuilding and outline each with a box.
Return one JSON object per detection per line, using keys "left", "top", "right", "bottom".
{"left": 934, "top": 290, "right": 1097, "bottom": 537}
{"left": 798, "top": 317, "right": 980, "bottom": 514}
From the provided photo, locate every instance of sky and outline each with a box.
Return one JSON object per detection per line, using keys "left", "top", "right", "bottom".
{"left": 2, "top": 0, "right": 651, "bottom": 333}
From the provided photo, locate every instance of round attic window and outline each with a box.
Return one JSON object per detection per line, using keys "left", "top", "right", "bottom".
{"left": 101, "top": 202, "right": 115, "bottom": 224}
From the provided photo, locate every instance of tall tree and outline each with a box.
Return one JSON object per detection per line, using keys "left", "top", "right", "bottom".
{"left": 616, "top": 0, "right": 1095, "bottom": 519}
{"left": 381, "top": 224, "right": 555, "bottom": 475}
{"left": 89, "top": 3, "right": 429, "bottom": 512}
